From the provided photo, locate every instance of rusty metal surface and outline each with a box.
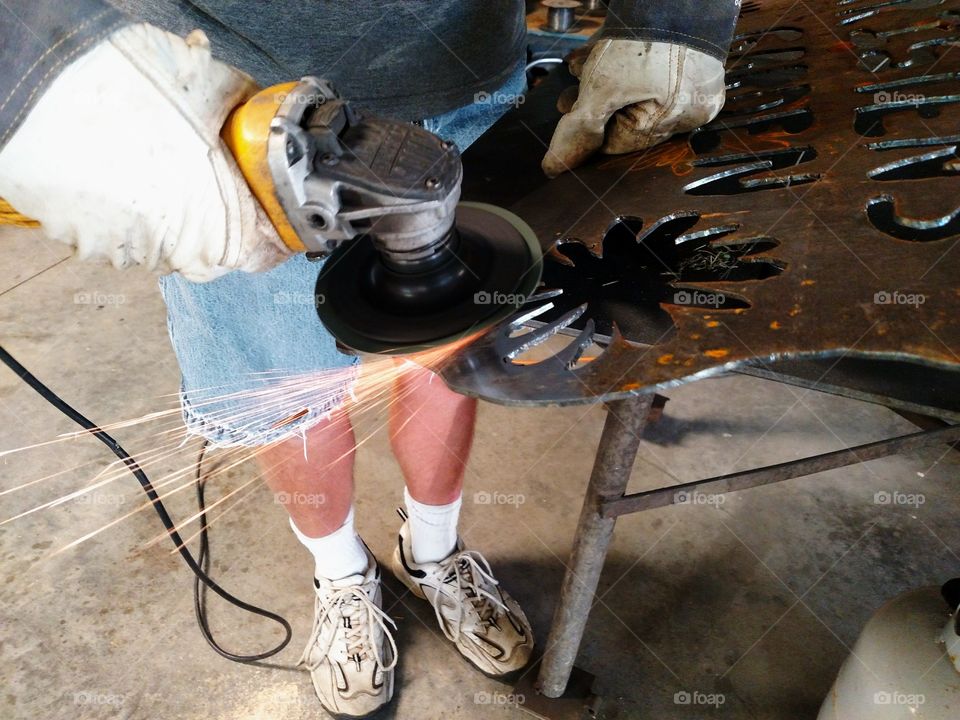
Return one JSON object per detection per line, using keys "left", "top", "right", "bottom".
{"left": 441, "top": 0, "right": 960, "bottom": 407}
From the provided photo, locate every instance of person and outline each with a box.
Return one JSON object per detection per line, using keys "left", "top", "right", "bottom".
{"left": 0, "top": 1, "right": 737, "bottom": 716}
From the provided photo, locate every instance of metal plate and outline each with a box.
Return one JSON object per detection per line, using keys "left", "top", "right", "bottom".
{"left": 441, "top": 0, "right": 960, "bottom": 406}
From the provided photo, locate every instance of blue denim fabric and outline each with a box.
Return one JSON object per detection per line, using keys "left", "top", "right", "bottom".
{"left": 159, "top": 63, "right": 527, "bottom": 446}
{"left": 159, "top": 253, "right": 361, "bottom": 446}
{"left": 420, "top": 62, "right": 527, "bottom": 150}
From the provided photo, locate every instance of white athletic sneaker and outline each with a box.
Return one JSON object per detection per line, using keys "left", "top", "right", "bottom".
{"left": 298, "top": 549, "right": 397, "bottom": 719}
{"left": 390, "top": 519, "right": 534, "bottom": 677}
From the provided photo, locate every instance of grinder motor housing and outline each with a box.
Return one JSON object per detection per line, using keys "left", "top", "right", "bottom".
{"left": 223, "top": 77, "right": 542, "bottom": 354}
{"left": 224, "top": 76, "right": 463, "bottom": 262}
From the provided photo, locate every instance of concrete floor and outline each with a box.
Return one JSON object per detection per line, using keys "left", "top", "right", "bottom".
{"left": 1, "top": 224, "right": 958, "bottom": 720}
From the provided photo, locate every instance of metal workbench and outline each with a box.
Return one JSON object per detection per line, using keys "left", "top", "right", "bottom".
{"left": 443, "top": 0, "right": 960, "bottom": 715}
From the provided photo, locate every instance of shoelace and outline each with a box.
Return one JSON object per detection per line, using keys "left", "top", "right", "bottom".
{"left": 298, "top": 586, "right": 398, "bottom": 673}
{"left": 430, "top": 550, "right": 510, "bottom": 642}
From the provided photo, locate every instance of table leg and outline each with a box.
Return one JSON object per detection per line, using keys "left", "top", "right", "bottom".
{"left": 536, "top": 393, "right": 654, "bottom": 698}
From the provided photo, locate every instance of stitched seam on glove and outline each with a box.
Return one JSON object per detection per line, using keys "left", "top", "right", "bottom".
{"left": 639, "top": 45, "right": 683, "bottom": 148}
{"left": 579, "top": 39, "right": 612, "bottom": 93}
{"left": 573, "top": 39, "right": 623, "bottom": 125}
{"left": 213, "top": 146, "right": 243, "bottom": 269}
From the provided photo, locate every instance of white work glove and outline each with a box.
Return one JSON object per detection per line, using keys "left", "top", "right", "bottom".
{"left": 0, "top": 23, "right": 289, "bottom": 282}
{"left": 542, "top": 39, "right": 726, "bottom": 178}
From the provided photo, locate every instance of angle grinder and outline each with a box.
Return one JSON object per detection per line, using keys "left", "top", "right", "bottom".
{"left": 223, "top": 77, "right": 541, "bottom": 354}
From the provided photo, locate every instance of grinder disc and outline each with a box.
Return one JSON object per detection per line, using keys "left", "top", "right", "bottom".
{"left": 315, "top": 202, "right": 542, "bottom": 355}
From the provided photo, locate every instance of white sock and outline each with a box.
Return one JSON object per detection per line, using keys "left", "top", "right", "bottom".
{"left": 289, "top": 507, "right": 369, "bottom": 581}
{"left": 403, "top": 487, "right": 462, "bottom": 563}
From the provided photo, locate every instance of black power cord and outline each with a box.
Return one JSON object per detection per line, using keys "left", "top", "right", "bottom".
{"left": 0, "top": 344, "right": 291, "bottom": 663}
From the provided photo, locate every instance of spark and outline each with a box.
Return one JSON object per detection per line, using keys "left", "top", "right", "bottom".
{"left": 3, "top": 338, "right": 473, "bottom": 557}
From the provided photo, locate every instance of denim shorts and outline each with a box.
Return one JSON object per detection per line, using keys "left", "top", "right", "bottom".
{"left": 159, "top": 63, "right": 527, "bottom": 446}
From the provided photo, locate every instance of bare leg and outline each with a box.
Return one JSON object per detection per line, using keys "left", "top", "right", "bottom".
{"left": 261, "top": 408, "right": 388, "bottom": 716}
{"left": 389, "top": 364, "right": 476, "bottom": 504}
{"left": 257, "top": 408, "right": 356, "bottom": 537}
{"left": 386, "top": 366, "right": 535, "bottom": 677}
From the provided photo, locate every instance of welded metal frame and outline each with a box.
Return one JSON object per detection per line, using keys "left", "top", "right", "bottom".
{"left": 527, "top": 394, "right": 958, "bottom": 712}
{"left": 537, "top": 394, "right": 654, "bottom": 698}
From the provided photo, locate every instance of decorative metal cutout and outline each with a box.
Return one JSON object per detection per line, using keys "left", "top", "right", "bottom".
{"left": 535, "top": 214, "right": 781, "bottom": 338}
{"left": 849, "top": 9, "right": 960, "bottom": 46}
{"left": 867, "top": 195, "right": 960, "bottom": 240}
{"left": 867, "top": 145, "right": 959, "bottom": 180}
{"left": 690, "top": 108, "right": 814, "bottom": 153}
{"left": 443, "top": 0, "right": 960, "bottom": 406}
{"left": 855, "top": 94, "right": 960, "bottom": 136}
{"left": 837, "top": 0, "right": 948, "bottom": 28}
{"left": 684, "top": 146, "right": 820, "bottom": 195}
{"left": 721, "top": 83, "right": 812, "bottom": 116}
